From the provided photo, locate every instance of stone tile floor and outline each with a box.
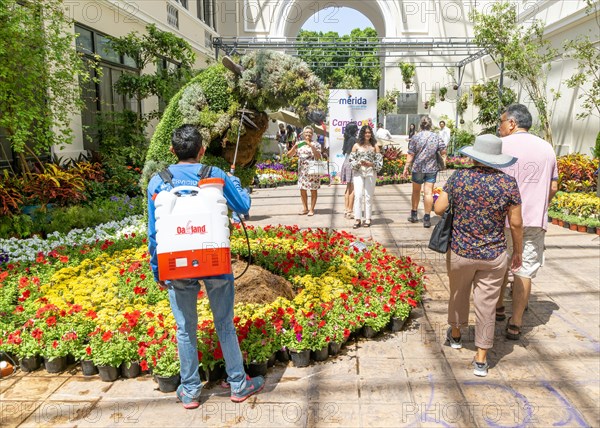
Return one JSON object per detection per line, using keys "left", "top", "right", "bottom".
{"left": 1, "top": 182, "right": 598, "bottom": 427}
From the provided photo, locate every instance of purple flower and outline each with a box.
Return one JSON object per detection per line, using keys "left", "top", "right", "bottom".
{"left": 296, "top": 332, "right": 302, "bottom": 342}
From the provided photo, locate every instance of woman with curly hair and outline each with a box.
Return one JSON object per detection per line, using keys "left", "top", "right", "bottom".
{"left": 287, "top": 126, "right": 322, "bottom": 216}
{"left": 350, "top": 125, "right": 383, "bottom": 228}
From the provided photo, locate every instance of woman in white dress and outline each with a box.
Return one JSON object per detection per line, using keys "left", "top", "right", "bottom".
{"left": 350, "top": 125, "right": 383, "bottom": 228}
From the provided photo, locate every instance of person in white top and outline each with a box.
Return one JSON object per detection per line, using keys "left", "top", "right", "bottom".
{"left": 375, "top": 123, "right": 393, "bottom": 142}
{"left": 438, "top": 121, "right": 451, "bottom": 147}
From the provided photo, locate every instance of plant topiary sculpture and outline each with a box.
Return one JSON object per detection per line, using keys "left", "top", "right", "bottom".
{"left": 143, "top": 51, "right": 328, "bottom": 186}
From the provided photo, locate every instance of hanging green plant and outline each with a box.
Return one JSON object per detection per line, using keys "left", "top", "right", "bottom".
{"left": 439, "top": 87, "right": 448, "bottom": 101}
{"left": 398, "top": 63, "right": 416, "bottom": 89}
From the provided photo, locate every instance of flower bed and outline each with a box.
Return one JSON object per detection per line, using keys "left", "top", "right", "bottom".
{"left": 0, "top": 221, "right": 425, "bottom": 376}
{"left": 446, "top": 156, "right": 473, "bottom": 169}
{"left": 548, "top": 192, "right": 600, "bottom": 233}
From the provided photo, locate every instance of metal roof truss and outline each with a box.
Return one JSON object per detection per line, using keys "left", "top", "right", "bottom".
{"left": 213, "top": 37, "right": 486, "bottom": 69}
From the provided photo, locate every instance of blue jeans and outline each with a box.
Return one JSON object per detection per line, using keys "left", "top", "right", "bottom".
{"left": 412, "top": 172, "right": 437, "bottom": 184}
{"left": 167, "top": 274, "right": 246, "bottom": 399}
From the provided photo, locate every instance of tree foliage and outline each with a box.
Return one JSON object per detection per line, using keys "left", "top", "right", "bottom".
{"left": 471, "top": 80, "right": 517, "bottom": 134}
{"left": 296, "top": 28, "right": 380, "bottom": 89}
{"left": 0, "top": 0, "right": 90, "bottom": 162}
{"left": 563, "top": 0, "right": 600, "bottom": 122}
{"left": 471, "top": 2, "right": 558, "bottom": 144}
{"left": 108, "top": 24, "right": 195, "bottom": 118}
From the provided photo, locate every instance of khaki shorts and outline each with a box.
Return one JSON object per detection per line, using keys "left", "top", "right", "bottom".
{"left": 505, "top": 227, "right": 545, "bottom": 279}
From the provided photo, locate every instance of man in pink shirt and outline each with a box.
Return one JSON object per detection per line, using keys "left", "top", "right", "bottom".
{"left": 495, "top": 104, "right": 559, "bottom": 340}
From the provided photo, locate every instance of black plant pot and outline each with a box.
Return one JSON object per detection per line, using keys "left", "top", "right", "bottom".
{"left": 20, "top": 356, "right": 42, "bottom": 372}
{"left": 276, "top": 348, "right": 290, "bottom": 363}
{"left": 121, "top": 361, "right": 141, "bottom": 379}
{"left": 362, "top": 326, "right": 380, "bottom": 339}
{"left": 97, "top": 365, "right": 120, "bottom": 382}
{"left": 200, "top": 364, "right": 224, "bottom": 382}
{"left": 81, "top": 360, "right": 98, "bottom": 376}
{"left": 289, "top": 350, "right": 310, "bottom": 368}
{"left": 311, "top": 347, "right": 329, "bottom": 362}
{"left": 587, "top": 226, "right": 596, "bottom": 234}
{"left": 245, "top": 361, "right": 268, "bottom": 377}
{"left": 267, "top": 353, "right": 276, "bottom": 368}
{"left": 44, "top": 356, "right": 67, "bottom": 373}
{"left": 155, "top": 374, "right": 181, "bottom": 393}
{"left": 389, "top": 317, "right": 407, "bottom": 333}
{"left": 328, "top": 342, "right": 342, "bottom": 356}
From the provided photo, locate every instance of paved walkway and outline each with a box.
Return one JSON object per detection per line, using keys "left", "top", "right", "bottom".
{"left": 2, "top": 178, "right": 599, "bottom": 427}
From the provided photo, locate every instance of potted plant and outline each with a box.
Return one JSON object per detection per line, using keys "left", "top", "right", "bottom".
{"left": 428, "top": 94, "right": 437, "bottom": 109}
{"left": 42, "top": 338, "right": 70, "bottom": 373}
{"left": 398, "top": 62, "right": 416, "bottom": 90}
{"left": 9, "top": 329, "right": 44, "bottom": 372}
{"left": 439, "top": 87, "right": 448, "bottom": 101}
{"left": 238, "top": 316, "right": 276, "bottom": 376}
{"left": 281, "top": 317, "right": 311, "bottom": 367}
{"left": 389, "top": 301, "right": 411, "bottom": 333}
{"left": 147, "top": 340, "right": 181, "bottom": 392}
{"left": 90, "top": 330, "right": 131, "bottom": 381}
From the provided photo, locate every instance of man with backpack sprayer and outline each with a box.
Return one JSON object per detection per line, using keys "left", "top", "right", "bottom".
{"left": 147, "top": 124, "right": 263, "bottom": 409}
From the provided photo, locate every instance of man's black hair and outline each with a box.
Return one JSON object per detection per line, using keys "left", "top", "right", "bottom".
{"left": 504, "top": 104, "right": 533, "bottom": 130}
{"left": 172, "top": 125, "right": 202, "bottom": 160}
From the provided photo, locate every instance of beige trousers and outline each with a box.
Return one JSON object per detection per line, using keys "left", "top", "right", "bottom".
{"left": 446, "top": 251, "right": 508, "bottom": 349}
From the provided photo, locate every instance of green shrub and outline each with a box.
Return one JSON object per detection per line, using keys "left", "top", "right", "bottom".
{"left": 0, "top": 195, "right": 144, "bottom": 239}
{"left": 451, "top": 129, "right": 476, "bottom": 154}
{"left": 557, "top": 153, "right": 598, "bottom": 192}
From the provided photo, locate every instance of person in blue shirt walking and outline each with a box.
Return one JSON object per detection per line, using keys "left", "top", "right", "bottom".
{"left": 147, "top": 124, "right": 264, "bottom": 409}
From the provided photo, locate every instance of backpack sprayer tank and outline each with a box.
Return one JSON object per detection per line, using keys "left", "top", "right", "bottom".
{"left": 154, "top": 178, "right": 231, "bottom": 281}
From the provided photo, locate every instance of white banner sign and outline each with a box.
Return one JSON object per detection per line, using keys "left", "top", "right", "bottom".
{"left": 328, "top": 89, "right": 378, "bottom": 183}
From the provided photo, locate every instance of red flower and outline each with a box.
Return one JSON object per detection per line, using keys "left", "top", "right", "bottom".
{"left": 102, "top": 331, "right": 113, "bottom": 342}
{"left": 59, "top": 256, "right": 69, "bottom": 263}
{"left": 85, "top": 346, "right": 92, "bottom": 356}
{"left": 140, "top": 360, "right": 149, "bottom": 371}
{"left": 147, "top": 326, "right": 156, "bottom": 337}
{"left": 68, "top": 304, "right": 82, "bottom": 315}
{"left": 86, "top": 310, "right": 98, "bottom": 319}
{"left": 46, "top": 316, "right": 57, "bottom": 327}
{"left": 18, "top": 290, "right": 31, "bottom": 302}
{"left": 213, "top": 344, "right": 223, "bottom": 360}
{"left": 133, "top": 286, "right": 147, "bottom": 295}
{"left": 52, "top": 340, "right": 58, "bottom": 349}
{"left": 32, "top": 328, "right": 43, "bottom": 340}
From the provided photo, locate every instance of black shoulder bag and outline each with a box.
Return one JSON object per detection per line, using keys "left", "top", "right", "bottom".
{"left": 428, "top": 190, "right": 453, "bottom": 254}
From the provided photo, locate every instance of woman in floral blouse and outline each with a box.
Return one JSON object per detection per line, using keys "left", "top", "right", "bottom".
{"left": 349, "top": 125, "right": 383, "bottom": 228}
{"left": 434, "top": 134, "right": 523, "bottom": 378}
{"left": 287, "top": 126, "right": 322, "bottom": 216}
